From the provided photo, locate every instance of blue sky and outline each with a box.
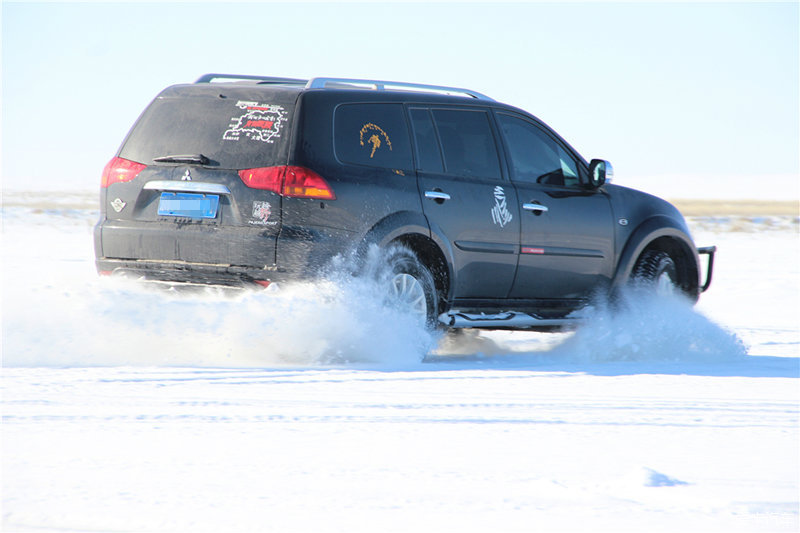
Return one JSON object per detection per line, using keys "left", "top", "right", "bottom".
{"left": 2, "top": 1, "right": 798, "bottom": 198}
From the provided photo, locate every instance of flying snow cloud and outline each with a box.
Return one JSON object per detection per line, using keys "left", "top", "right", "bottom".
{"left": 2, "top": 239, "right": 439, "bottom": 368}
{"left": 550, "top": 290, "right": 748, "bottom": 363}
{"left": 2, "top": 275, "right": 437, "bottom": 368}
{"left": 3, "top": 273, "right": 746, "bottom": 369}
{"left": 2, "top": 202, "right": 747, "bottom": 369}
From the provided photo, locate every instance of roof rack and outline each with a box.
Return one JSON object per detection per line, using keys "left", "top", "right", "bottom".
{"left": 305, "top": 77, "right": 494, "bottom": 101}
{"left": 193, "top": 74, "right": 495, "bottom": 101}
{"left": 195, "top": 74, "right": 306, "bottom": 85}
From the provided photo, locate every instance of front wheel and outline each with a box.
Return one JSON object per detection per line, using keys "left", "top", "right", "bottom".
{"left": 632, "top": 250, "right": 679, "bottom": 296}
{"left": 384, "top": 248, "right": 439, "bottom": 330}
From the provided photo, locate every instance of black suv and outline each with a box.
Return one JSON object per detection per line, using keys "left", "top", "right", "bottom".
{"left": 94, "top": 74, "right": 715, "bottom": 330}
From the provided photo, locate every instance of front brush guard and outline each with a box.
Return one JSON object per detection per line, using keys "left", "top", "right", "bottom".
{"left": 697, "top": 246, "right": 717, "bottom": 293}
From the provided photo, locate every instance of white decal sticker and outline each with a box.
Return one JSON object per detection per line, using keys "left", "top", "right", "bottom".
{"left": 491, "top": 186, "right": 513, "bottom": 228}
{"left": 223, "top": 101, "right": 288, "bottom": 143}
{"left": 249, "top": 200, "right": 278, "bottom": 226}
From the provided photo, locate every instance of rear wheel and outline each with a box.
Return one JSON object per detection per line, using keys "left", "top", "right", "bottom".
{"left": 633, "top": 250, "right": 679, "bottom": 296}
{"left": 385, "top": 248, "right": 439, "bottom": 329}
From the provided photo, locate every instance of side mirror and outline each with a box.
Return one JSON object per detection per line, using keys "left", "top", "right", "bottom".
{"left": 588, "top": 159, "right": 614, "bottom": 189}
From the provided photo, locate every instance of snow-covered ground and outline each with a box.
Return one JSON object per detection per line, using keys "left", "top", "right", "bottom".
{"left": 2, "top": 192, "right": 798, "bottom": 532}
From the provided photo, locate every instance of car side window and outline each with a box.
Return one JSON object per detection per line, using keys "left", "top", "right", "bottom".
{"left": 408, "top": 108, "right": 444, "bottom": 173}
{"left": 334, "top": 103, "right": 413, "bottom": 171}
{"left": 497, "top": 113, "right": 580, "bottom": 187}
{"left": 431, "top": 109, "right": 502, "bottom": 180}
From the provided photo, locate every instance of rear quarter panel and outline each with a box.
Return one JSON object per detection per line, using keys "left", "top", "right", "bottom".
{"left": 278, "top": 91, "right": 426, "bottom": 272}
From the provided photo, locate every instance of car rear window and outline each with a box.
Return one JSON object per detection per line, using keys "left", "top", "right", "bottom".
{"left": 334, "top": 103, "right": 412, "bottom": 171}
{"left": 119, "top": 94, "right": 296, "bottom": 169}
{"left": 432, "top": 108, "right": 502, "bottom": 180}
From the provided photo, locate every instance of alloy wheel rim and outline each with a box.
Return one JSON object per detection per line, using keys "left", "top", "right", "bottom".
{"left": 390, "top": 273, "right": 428, "bottom": 323}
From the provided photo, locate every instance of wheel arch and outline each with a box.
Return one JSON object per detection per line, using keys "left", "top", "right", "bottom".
{"left": 613, "top": 215, "right": 701, "bottom": 300}
{"left": 357, "top": 210, "right": 454, "bottom": 313}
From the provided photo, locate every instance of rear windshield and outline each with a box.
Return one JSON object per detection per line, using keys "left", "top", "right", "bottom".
{"left": 120, "top": 93, "right": 296, "bottom": 169}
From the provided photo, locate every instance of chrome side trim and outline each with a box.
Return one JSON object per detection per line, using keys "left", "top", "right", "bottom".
{"left": 143, "top": 181, "right": 231, "bottom": 195}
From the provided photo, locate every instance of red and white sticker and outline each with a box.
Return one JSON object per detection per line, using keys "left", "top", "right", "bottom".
{"left": 521, "top": 247, "right": 545, "bottom": 255}
{"left": 223, "top": 101, "right": 288, "bottom": 143}
{"left": 249, "top": 200, "right": 277, "bottom": 226}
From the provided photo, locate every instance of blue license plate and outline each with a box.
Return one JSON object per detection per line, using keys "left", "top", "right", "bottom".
{"left": 158, "top": 192, "right": 219, "bottom": 219}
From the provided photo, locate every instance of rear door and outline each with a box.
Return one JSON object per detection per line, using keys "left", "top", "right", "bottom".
{"left": 409, "top": 106, "right": 520, "bottom": 299}
{"left": 495, "top": 112, "right": 614, "bottom": 299}
{"left": 99, "top": 88, "right": 297, "bottom": 267}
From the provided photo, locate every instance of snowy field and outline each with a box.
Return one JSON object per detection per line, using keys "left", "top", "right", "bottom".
{"left": 2, "top": 191, "right": 798, "bottom": 532}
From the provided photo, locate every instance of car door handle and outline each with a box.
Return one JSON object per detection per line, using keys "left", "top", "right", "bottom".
{"left": 425, "top": 190, "right": 451, "bottom": 201}
{"left": 522, "top": 203, "right": 549, "bottom": 213}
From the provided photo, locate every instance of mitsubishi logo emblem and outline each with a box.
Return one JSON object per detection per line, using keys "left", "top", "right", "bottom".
{"left": 181, "top": 169, "right": 192, "bottom": 181}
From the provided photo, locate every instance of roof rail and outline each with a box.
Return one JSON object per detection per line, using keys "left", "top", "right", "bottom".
{"left": 195, "top": 73, "right": 306, "bottom": 85}
{"left": 305, "top": 77, "right": 494, "bottom": 101}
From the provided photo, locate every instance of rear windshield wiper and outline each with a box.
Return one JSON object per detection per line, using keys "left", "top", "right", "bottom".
{"left": 153, "top": 154, "right": 210, "bottom": 165}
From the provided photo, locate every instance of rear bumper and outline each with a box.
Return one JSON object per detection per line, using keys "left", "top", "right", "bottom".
{"left": 95, "top": 258, "right": 296, "bottom": 287}
{"left": 95, "top": 219, "right": 277, "bottom": 267}
{"left": 95, "top": 222, "right": 358, "bottom": 287}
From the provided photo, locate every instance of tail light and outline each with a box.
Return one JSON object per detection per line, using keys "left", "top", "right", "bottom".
{"left": 237, "top": 166, "right": 285, "bottom": 193}
{"left": 283, "top": 167, "right": 336, "bottom": 200}
{"left": 101, "top": 157, "right": 147, "bottom": 188}
{"left": 238, "top": 166, "right": 336, "bottom": 200}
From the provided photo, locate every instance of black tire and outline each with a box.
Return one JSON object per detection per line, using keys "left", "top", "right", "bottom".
{"left": 632, "top": 250, "right": 679, "bottom": 296}
{"left": 384, "top": 247, "right": 439, "bottom": 330}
